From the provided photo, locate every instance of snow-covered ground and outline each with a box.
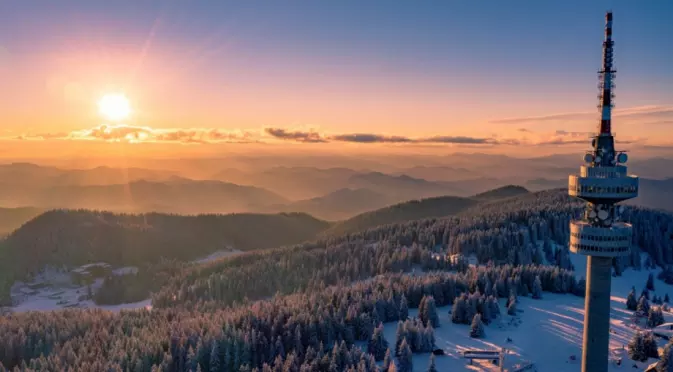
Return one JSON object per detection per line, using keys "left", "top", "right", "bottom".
{"left": 376, "top": 253, "right": 671, "bottom": 371}
{"left": 192, "top": 249, "right": 243, "bottom": 264}
{"left": 5, "top": 249, "right": 244, "bottom": 313}
{"left": 7, "top": 263, "right": 152, "bottom": 313}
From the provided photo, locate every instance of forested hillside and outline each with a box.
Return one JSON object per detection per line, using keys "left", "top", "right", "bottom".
{"left": 1, "top": 188, "right": 672, "bottom": 370}
{"left": 322, "top": 196, "right": 478, "bottom": 237}
{"left": 0, "top": 265, "right": 578, "bottom": 371}
{"left": 0, "top": 210, "right": 329, "bottom": 284}
{"left": 320, "top": 185, "right": 529, "bottom": 237}
{"left": 471, "top": 185, "right": 529, "bottom": 201}
{"left": 148, "top": 189, "right": 671, "bottom": 310}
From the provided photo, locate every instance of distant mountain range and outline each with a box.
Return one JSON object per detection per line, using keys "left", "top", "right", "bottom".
{"left": 0, "top": 157, "right": 671, "bottom": 223}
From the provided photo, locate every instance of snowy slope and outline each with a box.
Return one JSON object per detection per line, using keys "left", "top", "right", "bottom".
{"left": 377, "top": 254, "right": 671, "bottom": 371}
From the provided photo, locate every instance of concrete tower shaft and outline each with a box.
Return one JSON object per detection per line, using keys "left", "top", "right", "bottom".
{"left": 567, "top": 12, "right": 639, "bottom": 372}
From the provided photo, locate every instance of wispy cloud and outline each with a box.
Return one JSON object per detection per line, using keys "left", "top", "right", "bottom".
{"left": 15, "top": 124, "right": 258, "bottom": 144}
{"left": 6, "top": 124, "right": 645, "bottom": 148}
{"left": 264, "top": 128, "right": 502, "bottom": 145}
{"left": 491, "top": 105, "right": 673, "bottom": 125}
{"left": 329, "top": 133, "right": 413, "bottom": 143}
{"left": 263, "top": 128, "right": 327, "bottom": 143}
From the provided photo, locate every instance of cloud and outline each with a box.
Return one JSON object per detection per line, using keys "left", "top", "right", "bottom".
{"left": 266, "top": 129, "right": 501, "bottom": 145}
{"left": 329, "top": 133, "right": 413, "bottom": 143}
{"left": 491, "top": 112, "right": 593, "bottom": 124}
{"left": 490, "top": 105, "right": 673, "bottom": 125}
{"left": 263, "top": 128, "right": 326, "bottom": 143}
{"left": 8, "top": 124, "right": 647, "bottom": 148}
{"left": 554, "top": 130, "right": 592, "bottom": 138}
{"left": 15, "top": 125, "right": 258, "bottom": 144}
{"left": 420, "top": 136, "right": 497, "bottom": 144}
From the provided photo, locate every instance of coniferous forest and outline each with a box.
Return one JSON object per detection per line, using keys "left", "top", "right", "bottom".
{"left": 0, "top": 188, "right": 672, "bottom": 371}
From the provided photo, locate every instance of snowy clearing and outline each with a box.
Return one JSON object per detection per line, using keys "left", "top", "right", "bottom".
{"left": 374, "top": 254, "right": 672, "bottom": 371}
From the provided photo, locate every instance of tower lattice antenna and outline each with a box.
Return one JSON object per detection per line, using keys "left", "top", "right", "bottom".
{"left": 598, "top": 11, "right": 616, "bottom": 135}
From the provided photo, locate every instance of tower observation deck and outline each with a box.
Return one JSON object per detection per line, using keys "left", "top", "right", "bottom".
{"left": 568, "top": 12, "right": 639, "bottom": 372}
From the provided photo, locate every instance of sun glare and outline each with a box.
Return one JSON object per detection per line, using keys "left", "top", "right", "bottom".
{"left": 98, "top": 94, "right": 131, "bottom": 121}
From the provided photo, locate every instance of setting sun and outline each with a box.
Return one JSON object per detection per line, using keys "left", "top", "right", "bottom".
{"left": 98, "top": 94, "right": 131, "bottom": 122}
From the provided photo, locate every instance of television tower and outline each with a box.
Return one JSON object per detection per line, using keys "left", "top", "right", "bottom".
{"left": 568, "top": 12, "right": 639, "bottom": 372}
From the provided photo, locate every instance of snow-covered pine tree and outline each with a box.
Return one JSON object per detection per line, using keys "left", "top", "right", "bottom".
{"left": 397, "top": 339, "right": 413, "bottom": 372}
{"left": 647, "top": 273, "right": 656, "bottom": 291}
{"left": 382, "top": 348, "right": 392, "bottom": 371}
{"left": 532, "top": 275, "right": 543, "bottom": 299}
{"left": 470, "top": 313, "right": 486, "bottom": 338}
{"left": 658, "top": 341, "right": 673, "bottom": 372}
{"left": 639, "top": 296, "right": 651, "bottom": 314}
{"left": 628, "top": 332, "right": 648, "bottom": 362}
{"left": 418, "top": 296, "right": 427, "bottom": 322}
{"left": 420, "top": 295, "right": 440, "bottom": 328}
{"left": 368, "top": 324, "right": 389, "bottom": 361}
{"left": 451, "top": 295, "right": 467, "bottom": 324}
{"left": 653, "top": 307, "right": 665, "bottom": 327}
{"left": 399, "top": 295, "right": 409, "bottom": 320}
{"left": 507, "top": 298, "right": 517, "bottom": 316}
{"left": 394, "top": 321, "right": 405, "bottom": 357}
{"left": 481, "top": 297, "right": 492, "bottom": 324}
{"left": 626, "top": 288, "right": 638, "bottom": 311}
{"left": 489, "top": 295, "right": 500, "bottom": 318}
{"left": 643, "top": 332, "right": 659, "bottom": 359}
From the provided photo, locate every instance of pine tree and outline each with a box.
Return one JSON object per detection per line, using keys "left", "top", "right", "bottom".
{"left": 666, "top": 294, "right": 671, "bottom": 303}
{"left": 382, "top": 348, "right": 392, "bottom": 371}
{"left": 507, "top": 298, "right": 517, "bottom": 316}
{"left": 639, "top": 296, "right": 651, "bottom": 314}
{"left": 394, "top": 321, "right": 405, "bottom": 357}
{"left": 209, "top": 341, "right": 221, "bottom": 372}
{"left": 397, "top": 339, "right": 413, "bottom": 372}
{"left": 648, "top": 307, "right": 665, "bottom": 328}
{"left": 532, "top": 275, "right": 543, "bottom": 299}
{"left": 399, "top": 295, "right": 409, "bottom": 320}
{"left": 628, "top": 332, "right": 647, "bottom": 362}
{"left": 421, "top": 296, "right": 440, "bottom": 328}
{"left": 368, "top": 324, "right": 388, "bottom": 361}
{"left": 647, "top": 273, "right": 656, "bottom": 291}
{"left": 470, "top": 313, "right": 486, "bottom": 338}
{"left": 626, "top": 288, "right": 638, "bottom": 311}
{"left": 657, "top": 341, "right": 673, "bottom": 372}
{"left": 427, "top": 354, "right": 438, "bottom": 372}
{"left": 644, "top": 332, "right": 659, "bottom": 359}
{"left": 451, "top": 296, "right": 467, "bottom": 324}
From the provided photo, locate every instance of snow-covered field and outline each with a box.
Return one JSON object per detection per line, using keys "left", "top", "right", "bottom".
{"left": 6, "top": 249, "right": 244, "bottom": 313}
{"left": 376, "top": 253, "right": 671, "bottom": 371}
{"left": 8, "top": 264, "right": 152, "bottom": 313}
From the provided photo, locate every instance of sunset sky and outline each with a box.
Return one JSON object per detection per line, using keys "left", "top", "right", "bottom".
{"left": 1, "top": 0, "right": 672, "bottom": 158}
